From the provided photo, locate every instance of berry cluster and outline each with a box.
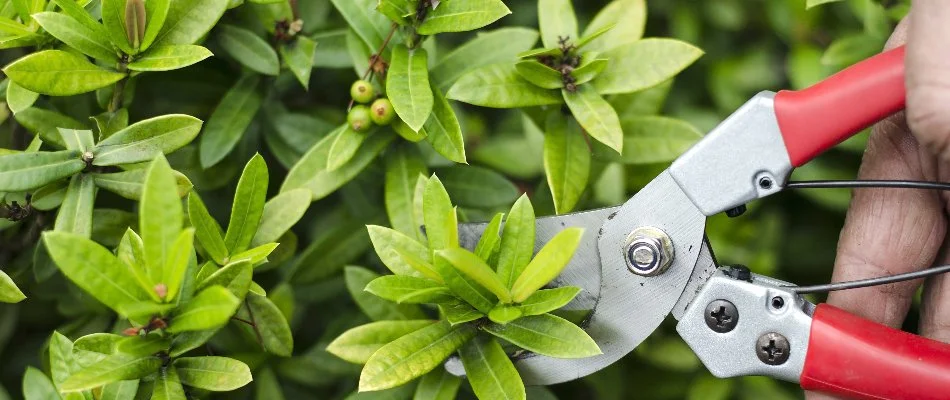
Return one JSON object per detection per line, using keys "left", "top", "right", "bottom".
{"left": 348, "top": 80, "right": 395, "bottom": 132}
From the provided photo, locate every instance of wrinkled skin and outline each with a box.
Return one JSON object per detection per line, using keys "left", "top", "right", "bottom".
{"left": 807, "top": 1, "right": 950, "bottom": 398}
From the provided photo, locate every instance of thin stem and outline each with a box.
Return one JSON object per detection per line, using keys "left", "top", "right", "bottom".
{"left": 348, "top": 23, "right": 399, "bottom": 111}
{"left": 231, "top": 317, "right": 254, "bottom": 325}
{"left": 243, "top": 299, "right": 266, "bottom": 351}
{"left": 289, "top": 0, "right": 299, "bottom": 20}
{"left": 109, "top": 59, "right": 129, "bottom": 112}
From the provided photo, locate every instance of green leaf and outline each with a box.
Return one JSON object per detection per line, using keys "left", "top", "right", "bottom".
{"left": 437, "top": 166, "right": 517, "bottom": 209}
{"left": 571, "top": 55, "right": 608, "bottom": 86}
{"left": 43, "top": 231, "right": 152, "bottom": 312}
{"left": 254, "top": 367, "right": 285, "bottom": 400}
{"left": 687, "top": 375, "right": 733, "bottom": 400}
{"left": 217, "top": 24, "right": 279, "bottom": 75}
{"left": 281, "top": 128, "right": 395, "bottom": 200}
{"left": 0, "top": 269, "right": 25, "bottom": 303}
{"left": 141, "top": 0, "right": 170, "bottom": 50}
{"left": 563, "top": 85, "right": 622, "bottom": 153}
{"left": 327, "top": 320, "right": 434, "bottom": 364}
{"left": 510, "top": 227, "right": 583, "bottom": 302}
{"left": 172, "top": 356, "right": 252, "bottom": 391}
{"left": 487, "top": 305, "right": 522, "bottom": 324}
{"left": 224, "top": 154, "right": 268, "bottom": 254}
{"left": 6, "top": 80, "right": 38, "bottom": 114}
{"left": 581, "top": 0, "right": 645, "bottom": 52}
{"left": 162, "top": 228, "right": 195, "bottom": 301}
{"left": 422, "top": 175, "right": 459, "bottom": 253}
{"left": 474, "top": 213, "right": 503, "bottom": 263}
{"left": 414, "top": 368, "right": 462, "bottom": 400}
{"left": 3, "top": 50, "right": 125, "bottom": 96}
{"left": 59, "top": 128, "right": 95, "bottom": 152}
{"left": 139, "top": 156, "right": 183, "bottom": 281}
{"left": 806, "top": 0, "right": 843, "bottom": 8}
{"left": 458, "top": 335, "right": 524, "bottom": 400}
{"left": 199, "top": 74, "right": 262, "bottom": 168}
{"left": 615, "top": 116, "right": 702, "bottom": 164}
{"left": 423, "top": 87, "right": 466, "bottom": 163}
{"left": 367, "top": 225, "right": 431, "bottom": 278}
{"left": 152, "top": 366, "right": 186, "bottom": 400}
{"left": 49, "top": 332, "right": 79, "bottom": 390}
{"left": 359, "top": 320, "right": 475, "bottom": 391}
{"left": 117, "top": 301, "right": 175, "bottom": 319}
{"left": 608, "top": 78, "right": 672, "bottom": 117}
{"left": 439, "top": 299, "right": 484, "bottom": 325}
{"left": 50, "top": 0, "right": 109, "bottom": 39}
{"left": 0, "top": 150, "right": 84, "bottom": 191}
{"left": 116, "top": 335, "right": 171, "bottom": 357}
{"left": 395, "top": 247, "right": 441, "bottom": 282}
{"left": 387, "top": 47, "right": 433, "bottom": 132}
{"left": 329, "top": 0, "right": 391, "bottom": 49}
{"left": 101, "top": 0, "right": 132, "bottom": 53}
{"left": 154, "top": 0, "right": 230, "bottom": 47}
{"left": 242, "top": 292, "right": 294, "bottom": 356}
{"left": 61, "top": 353, "right": 161, "bottom": 392}
{"left": 447, "top": 64, "right": 561, "bottom": 108}
{"left": 821, "top": 33, "right": 882, "bottom": 67}
{"left": 54, "top": 173, "right": 96, "bottom": 237}
{"left": 196, "top": 260, "right": 252, "bottom": 299}
{"left": 15, "top": 108, "right": 86, "bottom": 147}
{"left": 230, "top": 242, "right": 277, "bottom": 265}
{"left": 251, "top": 188, "right": 310, "bottom": 246}
{"left": 364, "top": 275, "right": 441, "bottom": 303}
{"left": 127, "top": 45, "right": 212, "bottom": 71}
{"left": 376, "top": 0, "right": 414, "bottom": 26}
{"left": 327, "top": 125, "right": 369, "bottom": 171}
{"left": 437, "top": 248, "right": 510, "bottom": 303}
{"left": 538, "top": 0, "right": 577, "bottom": 48}
{"left": 515, "top": 60, "right": 563, "bottom": 89}
{"left": 33, "top": 12, "right": 116, "bottom": 62}
{"left": 345, "top": 266, "right": 427, "bottom": 321}
{"left": 187, "top": 193, "right": 227, "bottom": 264}
{"left": 100, "top": 380, "right": 140, "bottom": 400}
{"left": 167, "top": 286, "right": 240, "bottom": 333}
{"left": 594, "top": 39, "right": 703, "bottom": 95}
{"left": 117, "top": 229, "right": 154, "bottom": 294}
{"left": 417, "top": 0, "right": 511, "bottom": 35}
{"left": 484, "top": 313, "right": 599, "bottom": 358}
{"left": 517, "top": 286, "right": 579, "bottom": 316}
{"left": 384, "top": 145, "right": 428, "bottom": 240}
{"left": 279, "top": 35, "right": 317, "bottom": 89}
{"left": 495, "top": 195, "right": 535, "bottom": 288}
{"left": 93, "top": 114, "right": 203, "bottom": 166}
{"left": 393, "top": 118, "right": 427, "bottom": 142}
{"left": 544, "top": 113, "right": 590, "bottom": 214}
{"left": 433, "top": 256, "right": 495, "bottom": 313}
{"left": 430, "top": 27, "right": 539, "bottom": 90}
{"left": 23, "top": 367, "right": 62, "bottom": 400}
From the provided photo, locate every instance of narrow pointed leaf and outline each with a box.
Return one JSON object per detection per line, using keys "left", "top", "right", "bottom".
{"left": 424, "top": 87, "right": 466, "bottom": 163}
{"left": 538, "top": 0, "right": 578, "bottom": 48}
{"left": 241, "top": 293, "right": 294, "bottom": 356}
{"left": 384, "top": 145, "right": 428, "bottom": 239}
{"left": 230, "top": 242, "right": 278, "bottom": 265}
{"left": 51, "top": 0, "right": 108, "bottom": 38}
{"left": 581, "top": 0, "right": 645, "bottom": 52}
{"left": 172, "top": 356, "right": 252, "bottom": 391}
{"left": 437, "top": 248, "right": 510, "bottom": 303}
{"left": 327, "top": 125, "right": 369, "bottom": 171}
{"left": 54, "top": 173, "right": 96, "bottom": 237}
{"left": 93, "top": 114, "right": 203, "bottom": 166}
{"left": 516, "top": 286, "right": 580, "bottom": 316}
{"left": 152, "top": 366, "right": 186, "bottom": 400}
{"left": 127, "top": 45, "right": 212, "bottom": 71}
{"left": 515, "top": 60, "right": 563, "bottom": 89}
{"left": 0, "top": 270, "right": 25, "bottom": 303}
{"left": 3, "top": 50, "right": 125, "bottom": 96}
{"left": 163, "top": 228, "right": 195, "bottom": 301}
{"left": 359, "top": 320, "right": 475, "bottom": 391}
{"left": 23, "top": 367, "right": 61, "bottom": 400}
{"left": 496, "top": 195, "right": 535, "bottom": 288}
{"left": 413, "top": 368, "right": 462, "bottom": 400}
{"left": 33, "top": 12, "right": 116, "bottom": 62}
{"left": 154, "top": 0, "right": 230, "bottom": 47}
{"left": 251, "top": 188, "right": 311, "bottom": 247}
{"left": 6, "top": 81, "right": 38, "bottom": 114}
{"left": 101, "top": 0, "right": 132, "bottom": 53}
{"left": 459, "top": 336, "right": 524, "bottom": 400}
{"left": 364, "top": 275, "right": 441, "bottom": 303}
{"left": 196, "top": 261, "right": 252, "bottom": 299}
{"left": 329, "top": 0, "right": 391, "bottom": 49}
{"left": 483, "top": 313, "right": 600, "bottom": 358}
{"left": 396, "top": 248, "right": 442, "bottom": 282}
{"left": 437, "top": 166, "right": 518, "bottom": 209}
{"left": 50, "top": 331, "right": 80, "bottom": 391}
{"left": 345, "top": 266, "right": 426, "bottom": 321}
{"left": 571, "top": 56, "right": 608, "bottom": 86}
{"left": 217, "top": 25, "right": 279, "bottom": 75}
{"left": 281, "top": 128, "right": 395, "bottom": 200}
{"left": 487, "top": 305, "right": 522, "bottom": 324}
{"left": 0, "top": 150, "right": 84, "bottom": 192}
{"left": 327, "top": 320, "right": 434, "bottom": 364}
{"left": 510, "top": 227, "right": 584, "bottom": 302}
{"left": 59, "top": 128, "right": 95, "bottom": 152}
{"left": 433, "top": 256, "right": 496, "bottom": 313}
{"left": 447, "top": 64, "right": 561, "bottom": 108}
{"left": 431, "top": 27, "right": 539, "bottom": 89}
{"left": 367, "top": 225, "right": 431, "bottom": 278}
{"left": 544, "top": 113, "right": 590, "bottom": 214}
{"left": 474, "top": 213, "right": 504, "bottom": 264}
{"left": 60, "top": 353, "right": 161, "bottom": 392}
{"left": 141, "top": 0, "right": 170, "bottom": 50}
{"left": 616, "top": 116, "right": 702, "bottom": 164}
{"left": 279, "top": 36, "right": 317, "bottom": 89}
{"left": 100, "top": 380, "right": 139, "bottom": 400}
{"left": 387, "top": 46, "right": 433, "bottom": 131}
{"left": 224, "top": 154, "right": 268, "bottom": 254}
{"left": 139, "top": 156, "right": 183, "bottom": 281}
{"left": 423, "top": 176, "right": 458, "bottom": 252}
{"left": 94, "top": 168, "right": 191, "bottom": 200}
{"left": 439, "top": 299, "right": 484, "bottom": 325}
{"left": 187, "top": 193, "right": 228, "bottom": 264}
{"left": 594, "top": 39, "right": 703, "bottom": 95}
{"left": 563, "top": 85, "right": 622, "bottom": 153}
{"left": 167, "top": 286, "right": 240, "bottom": 333}
{"left": 199, "top": 75, "right": 262, "bottom": 168}
{"left": 417, "top": 0, "right": 511, "bottom": 35}
{"left": 43, "top": 231, "right": 152, "bottom": 312}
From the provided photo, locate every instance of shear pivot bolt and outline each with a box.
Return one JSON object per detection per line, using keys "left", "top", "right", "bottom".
{"left": 704, "top": 299, "right": 738, "bottom": 333}
{"left": 756, "top": 332, "right": 790, "bottom": 365}
{"left": 623, "top": 227, "right": 674, "bottom": 276}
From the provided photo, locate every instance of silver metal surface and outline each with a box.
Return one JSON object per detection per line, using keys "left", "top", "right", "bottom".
{"left": 504, "top": 171, "right": 705, "bottom": 385}
{"left": 623, "top": 227, "right": 674, "bottom": 276}
{"left": 670, "top": 91, "right": 793, "bottom": 216}
{"left": 671, "top": 244, "right": 718, "bottom": 320}
{"left": 676, "top": 271, "right": 813, "bottom": 382}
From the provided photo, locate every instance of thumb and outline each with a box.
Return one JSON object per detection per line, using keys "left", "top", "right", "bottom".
{"left": 906, "top": 0, "right": 950, "bottom": 161}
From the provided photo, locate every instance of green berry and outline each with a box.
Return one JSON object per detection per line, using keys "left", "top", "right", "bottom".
{"left": 350, "top": 80, "right": 375, "bottom": 103}
{"left": 369, "top": 98, "right": 396, "bottom": 125}
{"left": 348, "top": 105, "right": 373, "bottom": 132}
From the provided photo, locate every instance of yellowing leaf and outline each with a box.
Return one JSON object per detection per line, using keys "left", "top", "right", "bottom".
{"left": 510, "top": 227, "right": 584, "bottom": 302}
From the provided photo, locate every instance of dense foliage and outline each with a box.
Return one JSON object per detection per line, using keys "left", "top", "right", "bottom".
{"left": 0, "top": 0, "right": 910, "bottom": 399}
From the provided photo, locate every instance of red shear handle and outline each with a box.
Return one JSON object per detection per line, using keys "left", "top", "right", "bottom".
{"left": 775, "top": 46, "right": 906, "bottom": 167}
{"left": 800, "top": 304, "right": 950, "bottom": 400}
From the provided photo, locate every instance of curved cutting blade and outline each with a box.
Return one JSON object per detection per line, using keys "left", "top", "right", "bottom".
{"left": 457, "top": 171, "right": 707, "bottom": 385}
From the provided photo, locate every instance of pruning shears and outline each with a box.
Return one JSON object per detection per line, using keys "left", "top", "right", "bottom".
{"left": 457, "top": 45, "right": 950, "bottom": 400}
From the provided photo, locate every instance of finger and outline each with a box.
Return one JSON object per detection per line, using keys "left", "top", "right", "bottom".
{"left": 826, "top": 15, "right": 946, "bottom": 330}
{"left": 906, "top": 0, "right": 950, "bottom": 161}
{"left": 921, "top": 240, "right": 950, "bottom": 343}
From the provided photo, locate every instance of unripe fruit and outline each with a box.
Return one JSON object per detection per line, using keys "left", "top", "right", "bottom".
{"left": 369, "top": 98, "right": 395, "bottom": 125}
{"left": 350, "top": 80, "right": 375, "bottom": 103}
{"left": 348, "top": 105, "right": 373, "bottom": 132}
